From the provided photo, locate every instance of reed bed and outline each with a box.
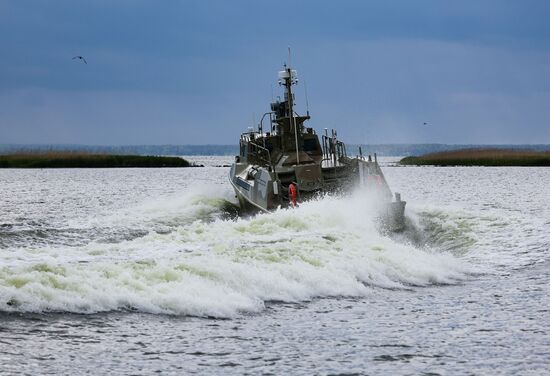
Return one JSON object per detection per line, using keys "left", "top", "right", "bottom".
{"left": 400, "top": 148, "right": 550, "bottom": 166}
{"left": 0, "top": 151, "right": 191, "bottom": 168}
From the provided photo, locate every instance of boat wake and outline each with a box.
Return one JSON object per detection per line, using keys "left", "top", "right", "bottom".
{"left": 1, "top": 190, "right": 478, "bottom": 317}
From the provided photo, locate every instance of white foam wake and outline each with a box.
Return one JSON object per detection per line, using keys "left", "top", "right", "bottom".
{"left": 0, "top": 192, "right": 472, "bottom": 317}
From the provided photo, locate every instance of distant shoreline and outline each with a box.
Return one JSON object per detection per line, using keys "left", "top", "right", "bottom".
{"left": 1, "top": 143, "right": 549, "bottom": 157}
{"left": 399, "top": 149, "right": 550, "bottom": 166}
{"left": 0, "top": 152, "right": 192, "bottom": 168}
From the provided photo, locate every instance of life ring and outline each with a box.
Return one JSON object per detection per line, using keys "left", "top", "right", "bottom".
{"left": 288, "top": 183, "right": 297, "bottom": 207}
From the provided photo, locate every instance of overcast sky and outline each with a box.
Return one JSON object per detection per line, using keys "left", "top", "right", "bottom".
{"left": 1, "top": 0, "right": 549, "bottom": 145}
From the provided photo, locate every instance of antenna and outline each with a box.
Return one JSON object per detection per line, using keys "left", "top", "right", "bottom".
{"left": 304, "top": 80, "right": 310, "bottom": 116}
{"left": 288, "top": 46, "right": 291, "bottom": 68}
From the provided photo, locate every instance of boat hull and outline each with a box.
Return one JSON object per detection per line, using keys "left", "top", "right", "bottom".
{"left": 229, "top": 159, "right": 407, "bottom": 231}
{"left": 229, "top": 164, "right": 280, "bottom": 212}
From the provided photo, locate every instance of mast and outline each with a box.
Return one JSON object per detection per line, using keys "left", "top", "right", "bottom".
{"left": 279, "top": 65, "right": 300, "bottom": 164}
{"left": 288, "top": 48, "right": 300, "bottom": 165}
{"left": 289, "top": 70, "right": 300, "bottom": 164}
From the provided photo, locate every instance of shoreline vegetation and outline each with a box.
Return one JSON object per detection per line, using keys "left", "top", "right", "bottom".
{"left": 400, "top": 148, "right": 550, "bottom": 166}
{"left": 0, "top": 152, "right": 193, "bottom": 168}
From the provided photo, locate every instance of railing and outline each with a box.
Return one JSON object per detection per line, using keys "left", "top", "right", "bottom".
{"left": 248, "top": 141, "right": 275, "bottom": 171}
{"left": 321, "top": 134, "right": 347, "bottom": 164}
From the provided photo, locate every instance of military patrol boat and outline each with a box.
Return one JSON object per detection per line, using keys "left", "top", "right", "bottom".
{"left": 229, "top": 64, "right": 406, "bottom": 230}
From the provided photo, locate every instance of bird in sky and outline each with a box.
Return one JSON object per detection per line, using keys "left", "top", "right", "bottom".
{"left": 72, "top": 56, "right": 87, "bottom": 64}
{"left": 423, "top": 122, "right": 428, "bottom": 126}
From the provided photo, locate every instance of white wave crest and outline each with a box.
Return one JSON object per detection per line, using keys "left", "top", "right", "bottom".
{"left": 0, "top": 191, "right": 472, "bottom": 317}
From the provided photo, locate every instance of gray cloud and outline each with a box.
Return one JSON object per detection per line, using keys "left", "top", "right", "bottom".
{"left": 1, "top": 0, "right": 549, "bottom": 144}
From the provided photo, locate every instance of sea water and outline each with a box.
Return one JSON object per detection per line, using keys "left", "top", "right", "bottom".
{"left": 0, "top": 157, "right": 548, "bottom": 375}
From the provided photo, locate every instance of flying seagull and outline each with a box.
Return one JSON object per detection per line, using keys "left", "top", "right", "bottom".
{"left": 72, "top": 56, "right": 87, "bottom": 64}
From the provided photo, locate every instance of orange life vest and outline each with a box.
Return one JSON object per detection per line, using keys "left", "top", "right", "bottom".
{"left": 288, "top": 183, "right": 297, "bottom": 207}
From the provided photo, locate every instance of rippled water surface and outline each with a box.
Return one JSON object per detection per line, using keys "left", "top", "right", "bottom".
{"left": 1, "top": 157, "right": 548, "bottom": 375}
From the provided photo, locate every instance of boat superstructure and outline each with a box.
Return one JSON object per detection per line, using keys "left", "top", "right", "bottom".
{"left": 229, "top": 63, "right": 406, "bottom": 230}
